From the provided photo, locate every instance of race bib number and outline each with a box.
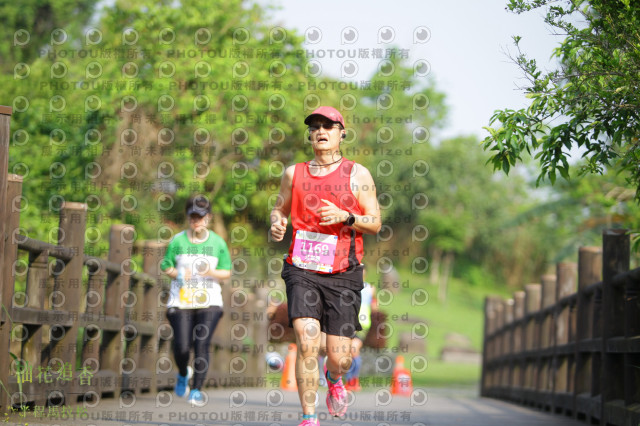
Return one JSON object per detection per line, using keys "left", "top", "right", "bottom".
{"left": 179, "top": 285, "right": 209, "bottom": 307}
{"left": 291, "top": 230, "right": 337, "bottom": 273}
{"left": 179, "top": 286, "right": 196, "bottom": 305}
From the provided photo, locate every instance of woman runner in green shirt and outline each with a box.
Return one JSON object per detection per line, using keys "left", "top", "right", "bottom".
{"left": 161, "top": 195, "right": 231, "bottom": 407}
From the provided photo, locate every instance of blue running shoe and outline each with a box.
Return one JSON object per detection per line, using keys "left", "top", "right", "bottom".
{"left": 188, "top": 389, "right": 206, "bottom": 407}
{"left": 175, "top": 366, "right": 193, "bottom": 398}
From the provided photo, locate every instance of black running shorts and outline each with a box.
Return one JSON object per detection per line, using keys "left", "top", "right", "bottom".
{"left": 281, "top": 261, "right": 364, "bottom": 338}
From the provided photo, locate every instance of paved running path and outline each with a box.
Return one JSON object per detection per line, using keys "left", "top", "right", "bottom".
{"left": 4, "top": 387, "right": 586, "bottom": 426}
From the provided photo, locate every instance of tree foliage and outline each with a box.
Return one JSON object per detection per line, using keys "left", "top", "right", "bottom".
{"left": 2, "top": 0, "right": 448, "bottom": 274}
{"left": 8, "top": 0, "right": 633, "bottom": 285}
{"left": 483, "top": 0, "right": 640, "bottom": 198}
{"left": 5, "top": 0, "right": 314, "bottom": 256}
{"left": 422, "top": 137, "right": 560, "bottom": 288}
{"left": 0, "top": 0, "right": 99, "bottom": 70}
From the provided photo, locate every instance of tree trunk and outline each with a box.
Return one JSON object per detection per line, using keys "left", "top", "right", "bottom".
{"left": 429, "top": 247, "right": 442, "bottom": 285}
{"left": 212, "top": 212, "right": 228, "bottom": 241}
{"left": 438, "top": 251, "right": 455, "bottom": 303}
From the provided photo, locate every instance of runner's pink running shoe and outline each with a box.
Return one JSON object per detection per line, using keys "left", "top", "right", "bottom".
{"left": 298, "top": 418, "right": 319, "bottom": 426}
{"left": 324, "top": 365, "right": 348, "bottom": 417}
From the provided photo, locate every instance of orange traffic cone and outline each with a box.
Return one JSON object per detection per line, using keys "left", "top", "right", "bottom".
{"left": 345, "top": 376, "right": 361, "bottom": 392}
{"left": 280, "top": 343, "right": 298, "bottom": 391}
{"left": 390, "top": 355, "right": 412, "bottom": 396}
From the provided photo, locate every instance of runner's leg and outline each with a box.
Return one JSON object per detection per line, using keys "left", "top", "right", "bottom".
{"left": 345, "top": 337, "right": 363, "bottom": 381}
{"left": 167, "top": 308, "right": 193, "bottom": 377}
{"left": 292, "top": 317, "right": 322, "bottom": 415}
{"left": 325, "top": 334, "right": 352, "bottom": 379}
{"left": 191, "top": 306, "right": 223, "bottom": 390}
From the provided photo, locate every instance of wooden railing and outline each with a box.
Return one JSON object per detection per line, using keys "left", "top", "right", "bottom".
{"left": 481, "top": 229, "right": 640, "bottom": 426}
{"left": 0, "top": 106, "right": 267, "bottom": 412}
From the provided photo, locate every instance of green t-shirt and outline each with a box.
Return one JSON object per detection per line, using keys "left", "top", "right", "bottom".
{"left": 161, "top": 230, "right": 231, "bottom": 309}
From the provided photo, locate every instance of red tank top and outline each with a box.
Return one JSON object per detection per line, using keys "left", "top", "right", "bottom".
{"left": 286, "top": 159, "right": 364, "bottom": 274}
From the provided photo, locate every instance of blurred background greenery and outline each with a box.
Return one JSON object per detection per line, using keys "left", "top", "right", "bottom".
{"left": 2, "top": 0, "right": 639, "bottom": 388}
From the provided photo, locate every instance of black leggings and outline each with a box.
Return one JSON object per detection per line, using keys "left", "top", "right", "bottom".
{"left": 166, "top": 306, "right": 223, "bottom": 390}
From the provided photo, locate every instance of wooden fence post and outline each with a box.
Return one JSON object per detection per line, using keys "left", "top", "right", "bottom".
{"left": 480, "top": 297, "right": 490, "bottom": 396}
{"left": 0, "top": 105, "right": 12, "bottom": 412}
{"left": 601, "top": 229, "right": 629, "bottom": 425}
{"left": 1, "top": 174, "right": 22, "bottom": 409}
{"left": 120, "top": 227, "right": 144, "bottom": 395}
{"left": 0, "top": 107, "right": 11, "bottom": 300}
{"left": 142, "top": 241, "right": 171, "bottom": 391}
{"left": 592, "top": 259, "right": 604, "bottom": 424}
{"left": 540, "top": 274, "right": 557, "bottom": 349}
{"left": 481, "top": 296, "right": 499, "bottom": 396}
{"left": 552, "top": 262, "right": 577, "bottom": 415}
{"left": 82, "top": 257, "right": 105, "bottom": 401}
{"left": 574, "top": 246, "right": 601, "bottom": 421}
{"left": 101, "top": 224, "right": 134, "bottom": 398}
{"left": 555, "top": 263, "right": 576, "bottom": 398}
{"left": 51, "top": 201, "right": 87, "bottom": 404}
{"left": 540, "top": 274, "right": 556, "bottom": 404}
{"left": 494, "top": 299, "right": 504, "bottom": 359}
{"left": 556, "top": 262, "right": 577, "bottom": 345}
{"left": 7, "top": 176, "right": 41, "bottom": 406}
{"left": 140, "top": 241, "right": 163, "bottom": 394}
{"left": 623, "top": 252, "right": 640, "bottom": 409}
{"left": 493, "top": 298, "right": 504, "bottom": 391}
{"left": 524, "top": 284, "right": 541, "bottom": 394}
{"left": 513, "top": 291, "right": 525, "bottom": 392}
{"left": 503, "top": 298, "right": 514, "bottom": 389}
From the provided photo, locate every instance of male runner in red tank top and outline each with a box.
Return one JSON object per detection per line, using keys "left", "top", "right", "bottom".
{"left": 270, "top": 106, "right": 381, "bottom": 425}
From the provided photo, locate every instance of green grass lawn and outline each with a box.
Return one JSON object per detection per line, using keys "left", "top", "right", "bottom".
{"left": 364, "top": 266, "right": 514, "bottom": 388}
{"left": 410, "top": 359, "right": 480, "bottom": 388}
{"left": 358, "top": 359, "right": 480, "bottom": 389}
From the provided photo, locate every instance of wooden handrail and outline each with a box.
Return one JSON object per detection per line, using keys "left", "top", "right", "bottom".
{"left": 17, "top": 236, "right": 162, "bottom": 287}
{"left": 1, "top": 179, "right": 267, "bottom": 413}
{"left": 481, "top": 231, "right": 640, "bottom": 426}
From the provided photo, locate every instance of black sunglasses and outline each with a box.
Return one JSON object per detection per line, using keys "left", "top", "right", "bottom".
{"left": 308, "top": 123, "right": 341, "bottom": 132}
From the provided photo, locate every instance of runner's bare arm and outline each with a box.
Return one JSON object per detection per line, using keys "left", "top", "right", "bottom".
{"left": 350, "top": 163, "right": 381, "bottom": 234}
{"left": 318, "top": 163, "right": 381, "bottom": 234}
{"left": 162, "top": 266, "right": 193, "bottom": 280}
{"left": 270, "top": 165, "right": 294, "bottom": 242}
{"left": 162, "top": 266, "right": 178, "bottom": 279}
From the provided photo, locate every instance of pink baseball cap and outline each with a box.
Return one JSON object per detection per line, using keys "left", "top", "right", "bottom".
{"left": 304, "top": 106, "right": 345, "bottom": 128}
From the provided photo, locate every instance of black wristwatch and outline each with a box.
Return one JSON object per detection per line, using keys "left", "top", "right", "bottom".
{"left": 343, "top": 213, "right": 356, "bottom": 226}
